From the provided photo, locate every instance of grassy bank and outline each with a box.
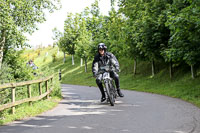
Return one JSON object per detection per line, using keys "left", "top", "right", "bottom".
{"left": 0, "top": 47, "right": 62, "bottom": 125}
{"left": 0, "top": 97, "right": 60, "bottom": 125}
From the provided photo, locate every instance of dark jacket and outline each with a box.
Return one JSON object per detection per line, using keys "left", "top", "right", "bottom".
{"left": 92, "top": 52, "right": 119, "bottom": 76}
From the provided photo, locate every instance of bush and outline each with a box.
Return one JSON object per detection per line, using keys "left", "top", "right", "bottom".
{"left": 3, "top": 49, "right": 34, "bottom": 81}
{"left": 0, "top": 63, "right": 14, "bottom": 84}
{"left": 43, "top": 56, "right": 47, "bottom": 63}
{"left": 52, "top": 52, "right": 57, "bottom": 62}
{"left": 36, "top": 49, "right": 41, "bottom": 57}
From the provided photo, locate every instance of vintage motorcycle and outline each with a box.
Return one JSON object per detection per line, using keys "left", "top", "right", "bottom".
{"left": 98, "top": 65, "right": 118, "bottom": 106}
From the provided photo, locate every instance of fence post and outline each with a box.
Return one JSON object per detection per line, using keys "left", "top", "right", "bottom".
{"left": 59, "top": 69, "right": 62, "bottom": 81}
{"left": 46, "top": 81, "right": 49, "bottom": 99}
{"left": 51, "top": 77, "right": 53, "bottom": 83}
{"left": 11, "top": 87, "right": 15, "bottom": 114}
{"left": 27, "top": 85, "right": 32, "bottom": 106}
{"left": 39, "top": 82, "right": 42, "bottom": 95}
{"left": 51, "top": 77, "right": 53, "bottom": 88}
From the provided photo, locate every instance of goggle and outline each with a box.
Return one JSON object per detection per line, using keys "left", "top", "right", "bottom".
{"left": 99, "top": 48, "right": 104, "bottom": 51}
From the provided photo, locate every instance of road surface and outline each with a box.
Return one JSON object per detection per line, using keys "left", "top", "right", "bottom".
{"left": 0, "top": 84, "right": 200, "bottom": 133}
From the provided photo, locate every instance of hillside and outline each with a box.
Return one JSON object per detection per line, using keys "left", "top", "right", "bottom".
{"left": 30, "top": 46, "right": 200, "bottom": 108}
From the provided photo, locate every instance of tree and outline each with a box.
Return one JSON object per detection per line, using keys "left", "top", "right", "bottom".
{"left": 52, "top": 27, "right": 67, "bottom": 63}
{"left": 119, "top": 0, "right": 171, "bottom": 77}
{"left": 86, "top": 0, "right": 105, "bottom": 57}
{"left": 63, "top": 13, "right": 80, "bottom": 65}
{"left": 76, "top": 17, "right": 92, "bottom": 72}
{"left": 0, "top": 0, "right": 61, "bottom": 68}
{"left": 106, "top": 8, "right": 127, "bottom": 58}
{"left": 164, "top": 0, "right": 200, "bottom": 79}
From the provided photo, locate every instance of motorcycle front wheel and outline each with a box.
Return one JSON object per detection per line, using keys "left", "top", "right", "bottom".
{"left": 105, "top": 80, "right": 114, "bottom": 106}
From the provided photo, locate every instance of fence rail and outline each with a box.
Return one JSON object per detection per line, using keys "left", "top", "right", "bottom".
{"left": 0, "top": 75, "right": 54, "bottom": 114}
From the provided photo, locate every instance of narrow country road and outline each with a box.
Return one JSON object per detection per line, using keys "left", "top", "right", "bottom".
{"left": 0, "top": 84, "right": 200, "bottom": 133}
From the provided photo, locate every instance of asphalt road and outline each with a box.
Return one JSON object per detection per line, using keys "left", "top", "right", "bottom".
{"left": 0, "top": 84, "right": 200, "bottom": 133}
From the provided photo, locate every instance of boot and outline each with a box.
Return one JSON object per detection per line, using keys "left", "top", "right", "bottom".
{"left": 101, "top": 96, "right": 106, "bottom": 102}
{"left": 97, "top": 83, "right": 106, "bottom": 102}
{"left": 117, "top": 89, "right": 124, "bottom": 97}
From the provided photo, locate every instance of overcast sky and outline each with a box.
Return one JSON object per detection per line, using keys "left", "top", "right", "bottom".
{"left": 26, "top": 0, "right": 112, "bottom": 48}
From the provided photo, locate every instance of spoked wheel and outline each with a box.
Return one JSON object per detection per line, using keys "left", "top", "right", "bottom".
{"left": 111, "top": 81, "right": 117, "bottom": 99}
{"left": 105, "top": 80, "right": 115, "bottom": 106}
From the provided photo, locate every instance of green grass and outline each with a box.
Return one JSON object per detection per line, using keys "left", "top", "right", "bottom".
{"left": 119, "top": 60, "right": 200, "bottom": 107}
{"left": 48, "top": 56, "right": 96, "bottom": 86}
{"left": 0, "top": 97, "right": 60, "bottom": 125}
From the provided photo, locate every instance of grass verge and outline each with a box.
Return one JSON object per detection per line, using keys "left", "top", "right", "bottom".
{"left": 0, "top": 97, "right": 61, "bottom": 125}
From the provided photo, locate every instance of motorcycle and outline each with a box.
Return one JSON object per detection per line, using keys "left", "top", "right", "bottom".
{"left": 98, "top": 65, "right": 118, "bottom": 106}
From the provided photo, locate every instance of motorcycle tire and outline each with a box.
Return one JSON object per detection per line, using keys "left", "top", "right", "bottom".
{"left": 105, "top": 80, "right": 114, "bottom": 106}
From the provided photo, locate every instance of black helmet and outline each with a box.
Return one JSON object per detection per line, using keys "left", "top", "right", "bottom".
{"left": 98, "top": 43, "right": 107, "bottom": 50}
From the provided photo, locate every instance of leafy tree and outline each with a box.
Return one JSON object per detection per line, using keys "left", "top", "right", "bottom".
{"left": 119, "top": 0, "right": 171, "bottom": 77}
{"left": 0, "top": 0, "right": 61, "bottom": 68}
{"left": 3, "top": 49, "right": 34, "bottom": 81}
{"left": 0, "top": 62, "right": 14, "bottom": 84}
{"left": 124, "top": 19, "right": 144, "bottom": 75}
{"left": 86, "top": 0, "right": 105, "bottom": 57}
{"left": 164, "top": 0, "right": 200, "bottom": 78}
{"left": 52, "top": 28, "right": 67, "bottom": 63}
{"left": 118, "top": 0, "right": 144, "bottom": 75}
{"left": 106, "top": 8, "right": 127, "bottom": 58}
{"left": 76, "top": 17, "right": 92, "bottom": 72}
{"left": 63, "top": 13, "right": 80, "bottom": 65}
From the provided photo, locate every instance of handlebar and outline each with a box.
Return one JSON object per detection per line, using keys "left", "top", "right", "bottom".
{"left": 94, "top": 66, "right": 118, "bottom": 77}
{"left": 100, "top": 66, "right": 110, "bottom": 71}
{"left": 97, "top": 66, "right": 115, "bottom": 74}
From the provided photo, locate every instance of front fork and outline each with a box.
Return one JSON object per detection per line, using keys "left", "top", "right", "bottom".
{"left": 104, "top": 79, "right": 116, "bottom": 100}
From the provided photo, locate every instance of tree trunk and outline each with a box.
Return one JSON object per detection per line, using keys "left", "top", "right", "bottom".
{"left": 85, "top": 58, "right": 87, "bottom": 72}
{"left": 151, "top": 60, "right": 155, "bottom": 77}
{"left": 0, "top": 30, "right": 6, "bottom": 69}
{"left": 72, "top": 54, "right": 74, "bottom": 65}
{"left": 80, "top": 58, "right": 83, "bottom": 66}
{"left": 191, "top": 64, "right": 196, "bottom": 79}
{"left": 169, "top": 60, "right": 173, "bottom": 79}
{"left": 63, "top": 52, "right": 66, "bottom": 63}
{"left": 133, "top": 57, "right": 137, "bottom": 75}
{"left": 57, "top": 48, "right": 60, "bottom": 55}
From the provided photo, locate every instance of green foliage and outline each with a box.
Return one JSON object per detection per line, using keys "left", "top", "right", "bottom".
{"left": 0, "top": 63, "right": 14, "bottom": 84}
{"left": 43, "top": 56, "right": 47, "bottom": 63}
{"left": 52, "top": 0, "right": 200, "bottom": 78}
{"left": 36, "top": 49, "right": 41, "bottom": 57}
{"left": 76, "top": 17, "right": 92, "bottom": 60}
{"left": 120, "top": 0, "right": 170, "bottom": 61}
{"left": 105, "top": 8, "right": 127, "bottom": 58}
{"left": 164, "top": 0, "right": 200, "bottom": 65}
{"left": 63, "top": 13, "right": 80, "bottom": 55}
{"left": 50, "top": 74, "right": 62, "bottom": 98}
{"left": 52, "top": 52, "right": 57, "bottom": 62}
{"left": 3, "top": 49, "right": 34, "bottom": 81}
{"left": 0, "top": 0, "right": 61, "bottom": 68}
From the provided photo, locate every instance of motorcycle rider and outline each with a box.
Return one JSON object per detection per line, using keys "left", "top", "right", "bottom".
{"left": 92, "top": 43, "right": 124, "bottom": 102}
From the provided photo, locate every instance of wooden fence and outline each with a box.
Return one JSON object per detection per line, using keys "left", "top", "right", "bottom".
{"left": 0, "top": 75, "right": 54, "bottom": 114}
